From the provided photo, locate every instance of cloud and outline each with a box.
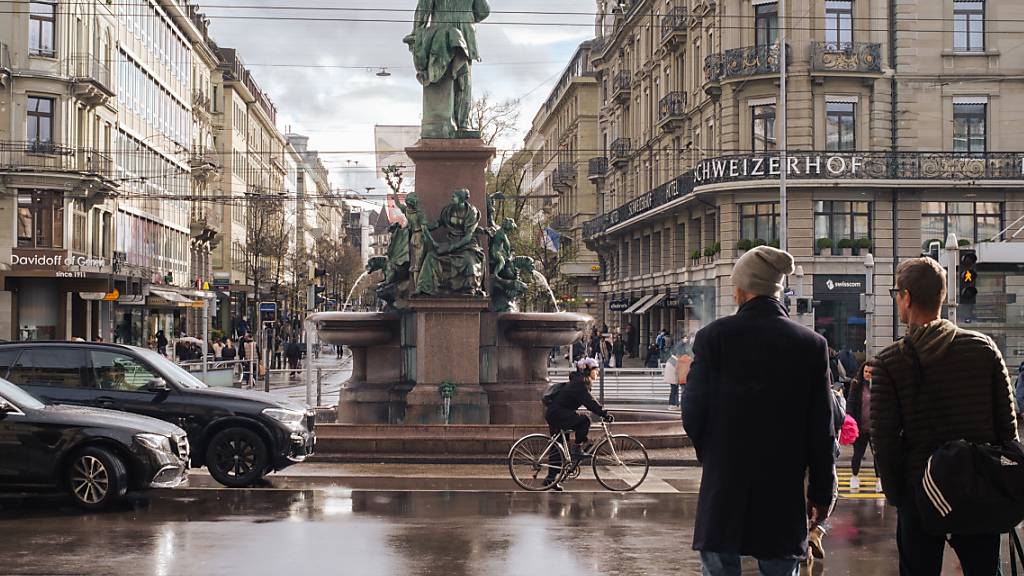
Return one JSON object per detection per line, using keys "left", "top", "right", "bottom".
{"left": 202, "top": 0, "right": 593, "bottom": 183}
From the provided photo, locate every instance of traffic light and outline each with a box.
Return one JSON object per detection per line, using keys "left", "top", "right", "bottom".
{"left": 960, "top": 250, "right": 978, "bottom": 305}
{"left": 314, "top": 268, "right": 327, "bottom": 279}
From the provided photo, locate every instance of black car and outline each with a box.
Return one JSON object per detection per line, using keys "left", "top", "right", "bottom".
{"left": 0, "top": 342, "right": 316, "bottom": 488}
{"left": 0, "top": 378, "right": 189, "bottom": 509}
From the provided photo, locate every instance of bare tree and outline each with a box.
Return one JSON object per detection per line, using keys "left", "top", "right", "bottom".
{"left": 469, "top": 93, "right": 520, "bottom": 147}
{"left": 237, "top": 192, "right": 290, "bottom": 320}
{"left": 315, "top": 238, "right": 364, "bottom": 308}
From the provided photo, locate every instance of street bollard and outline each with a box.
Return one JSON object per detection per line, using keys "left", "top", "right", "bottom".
{"left": 263, "top": 360, "right": 270, "bottom": 393}
{"left": 316, "top": 368, "right": 323, "bottom": 407}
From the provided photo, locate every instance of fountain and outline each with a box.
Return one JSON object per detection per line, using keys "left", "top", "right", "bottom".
{"left": 342, "top": 269, "right": 372, "bottom": 311}
{"left": 306, "top": 5, "right": 685, "bottom": 453}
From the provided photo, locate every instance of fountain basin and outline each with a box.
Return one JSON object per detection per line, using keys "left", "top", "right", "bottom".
{"left": 498, "top": 312, "right": 591, "bottom": 347}
{"left": 310, "top": 312, "right": 400, "bottom": 347}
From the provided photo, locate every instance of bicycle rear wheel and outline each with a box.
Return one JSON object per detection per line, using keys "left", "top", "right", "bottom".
{"left": 508, "top": 434, "right": 568, "bottom": 491}
{"left": 592, "top": 435, "right": 650, "bottom": 491}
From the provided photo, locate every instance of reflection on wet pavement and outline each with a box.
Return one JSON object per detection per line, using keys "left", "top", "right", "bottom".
{"left": 0, "top": 489, "right": 1015, "bottom": 575}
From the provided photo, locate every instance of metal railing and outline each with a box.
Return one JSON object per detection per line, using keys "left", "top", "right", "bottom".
{"left": 549, "top": 367, "right": 669, "bottom": 403}
{"left": 68, "top": 55, "right": 112, "bottom": 91}
{"left": 707, "top": 43, "right": 787, "bottom": 81}
{"left": 611, "top": 70, "right": 631, "bottom": 100}
{"left": 192, "top": 90, "right": 212, "bottom": 113}
{"left": 704, "top": 53, "right": 723, "bottom": 83}
{"left": 810, "top": 41, "right": 883, "bottom": 74}
{"left": 588, "top": 157, "right": 608, "bottom": 180}
{"left": 658, "top": 91, "right": 687, "bottom": 123}
{"left": 550, "top": 213, "right": 573, "bottom": 230}
{"left": 610, "top": 138, "right": 632, "bottom": 164}
{"left": 552, "top": 162, "right": 576, "bottom": 190}
{"left": 661, "top": 6, "right": 689, "bottom": 39}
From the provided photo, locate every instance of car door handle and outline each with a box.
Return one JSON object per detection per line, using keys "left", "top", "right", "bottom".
{"left": 96, "top": 396, "right": 117, "bottom": 407}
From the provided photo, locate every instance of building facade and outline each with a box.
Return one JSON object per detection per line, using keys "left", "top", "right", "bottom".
{"left": 523, "top": 41, "right": 603, "bottom": 311}
{"left": 583, "top": 0, "right": 1024, "bottom": 365}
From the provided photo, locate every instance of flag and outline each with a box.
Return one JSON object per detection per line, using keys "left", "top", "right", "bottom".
{"left": 542, "top": 227, "right": 561, "bottom": 253}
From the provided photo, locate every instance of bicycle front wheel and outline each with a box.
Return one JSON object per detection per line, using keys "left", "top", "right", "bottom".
{"left": 592, "top": 435, "right": 650, "bottom": 491}
{"left": 508, "top": 434, "right": 568, "bottom": 491}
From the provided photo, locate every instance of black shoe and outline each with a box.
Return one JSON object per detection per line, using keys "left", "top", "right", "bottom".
{"left": 571, "top": 443, "right": 591, "bottom": 462}
{"left": 549, "top": 483, "right": 564, "bottom": 492}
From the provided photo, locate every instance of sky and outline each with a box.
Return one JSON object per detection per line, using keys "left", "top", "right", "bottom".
{"left": 201, "top": 0, "right": 596, "bottom": 194}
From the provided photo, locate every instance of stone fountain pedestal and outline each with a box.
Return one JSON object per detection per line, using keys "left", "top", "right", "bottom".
{"left": 402, "top": 297, "right": 490, "bottom": 425}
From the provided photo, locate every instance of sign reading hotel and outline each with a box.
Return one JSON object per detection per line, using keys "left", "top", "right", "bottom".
{"left": 10, "top": 251, "right": 106, "bottom": 278}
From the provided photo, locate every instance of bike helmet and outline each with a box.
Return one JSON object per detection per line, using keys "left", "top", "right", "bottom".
{"left": 576, "top": 357, "right": 600, "bottom": 371}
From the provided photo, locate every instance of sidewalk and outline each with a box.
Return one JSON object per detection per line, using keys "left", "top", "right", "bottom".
{"left": 265, "top": 350, "right": 352, "bottom": 405}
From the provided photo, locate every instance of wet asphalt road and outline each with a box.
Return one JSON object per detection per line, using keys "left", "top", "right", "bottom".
{"left": 2, "top": 485, "right": 1015, "bottom": 576}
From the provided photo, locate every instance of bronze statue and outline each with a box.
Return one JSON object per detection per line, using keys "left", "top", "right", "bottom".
{"left": 403, "top": 0, "right": 491, "bottom": 139}
{"left": 392, "top": 191, "right": 439, "bottom": 296}
{"left": 435, "top": 188, "right": 485, "bottom": 295}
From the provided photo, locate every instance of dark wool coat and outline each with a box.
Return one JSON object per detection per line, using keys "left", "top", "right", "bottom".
{"left": 682, "top": 297, "right": 837, "bottom": 560}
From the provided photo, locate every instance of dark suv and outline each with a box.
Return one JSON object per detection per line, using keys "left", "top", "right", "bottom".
{"left": 0, "top": 378, "right": 188, "bottom": 509}
{"left": 0, "top": 342, "right": 316, "bottom": 487}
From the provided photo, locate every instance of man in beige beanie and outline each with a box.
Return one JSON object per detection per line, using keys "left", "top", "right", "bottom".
{"left": 682, "top": 246, "right": 837, "bottom": 574}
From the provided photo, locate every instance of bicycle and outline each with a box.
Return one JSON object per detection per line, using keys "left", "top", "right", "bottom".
{"left": 507, "top": 416, "right": 650, "bottom": 492}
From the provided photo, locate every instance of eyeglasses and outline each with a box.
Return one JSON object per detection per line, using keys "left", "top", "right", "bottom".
{"left": 889, "top": 288, "right": 907, "bottom": 300}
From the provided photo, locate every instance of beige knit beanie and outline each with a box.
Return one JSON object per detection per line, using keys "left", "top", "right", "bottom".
{"left": 732, "top": 246, "right": 796, "bottom": 299}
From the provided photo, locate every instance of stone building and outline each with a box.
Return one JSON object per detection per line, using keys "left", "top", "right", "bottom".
{"left": 583, "top": 0, "right": 1024, "bottom": 364}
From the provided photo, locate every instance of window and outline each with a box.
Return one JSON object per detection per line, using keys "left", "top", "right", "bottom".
{"left": 17, "top": 191, "right": 64, "bottom": 249}
{"left": 953, "top": 1, "right": 984, "bottom": 52}
{"left": 755, "top": 3, "right": 779, "bottom": 49}
{"left": 7, "top": 348, "right": 87, "bottom": 389}
{"left": 71, "top": 200, "right": 87, "bottom": 254}
{"left": 922, "top": 202, "right": 1002, "bottom": 246}
{"left": 751, "top": 104, "right": 777, "bottom": 152}
{"left": 954, "top": 102, "right": 986, "bottom": 153}
{"left": 825, "top": 1, "right": 854, "bottom": 47}
{"left": 29, "top": 1, "right": 56, "bottom": 57}
{"left": 26, "top": 96, "right": 54, "bottom": 147}
{"left": 814, "top": 201, "right": 871, "bottom": 253}
{"left": 89, "top": 351, "right": 161, "bottom": 392}
{"left": 826, "top": 101, "right": 856, "bottom": 151}
{"left": 739, "top": 203, "right": 780, "bottom": 242}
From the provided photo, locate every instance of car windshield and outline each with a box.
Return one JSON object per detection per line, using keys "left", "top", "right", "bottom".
{"left": 136, "top": 348, "right": 209, "bottom": 390}
{"left": 0, "top": 378, "right": 45, "bottom": 410}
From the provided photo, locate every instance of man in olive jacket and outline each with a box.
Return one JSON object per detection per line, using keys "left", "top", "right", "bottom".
{"left": 683, "top": 246, "right": 837, "bottom": 575}
{"left": 872, "top": 257, "right": 1018, "bottom": 576}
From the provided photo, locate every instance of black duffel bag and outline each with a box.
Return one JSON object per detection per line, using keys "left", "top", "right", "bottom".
{"left": 915, "top": 439, "right": 1024, "bottom": 535}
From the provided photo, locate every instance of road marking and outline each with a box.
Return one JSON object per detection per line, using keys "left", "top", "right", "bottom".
{"left": 836, "top": 467, "right": 885, "bottom": 500}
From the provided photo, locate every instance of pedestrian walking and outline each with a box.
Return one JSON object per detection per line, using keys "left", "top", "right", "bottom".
{"left": 211, "top": 338, "right": 223, "bottom": 360}
{"left": 872, "top": 257, "right": 1019, "bottom": 576}
{"left": 611, "top": 333, "right": 625, "bottom": 369}
{"left": 221, "top": 339, "right": 237, "bottom": 361}
{"left": 286, "top": 338, "right": 302, "bottom": 380}
{"left": 623, "top": 323, "right": 635, "bottom": 358}
{"left": 669, "top": 342, "right": 692, "bottom": 409}
{"left": 847, "top": 362, "right": 879, "bottom": 493}
{"left": 682, "top": 246, "right": 836, "bottom": 575}
{"left": 644, "top": 343, "right": 660, "bottom": 368}
{"left": 156, "top": 330, "right": 168, "bottom": 357}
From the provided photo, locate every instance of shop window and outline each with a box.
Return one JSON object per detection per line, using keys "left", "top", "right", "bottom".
{"left": 739, "top": 203, "right": 779, "bottom": 243}
{"left": 17, "top": 191, "right": 64, "bottom": 249}
{"left": 953, "top": 0, "right": 985, "bottom": 52}
{"left": 921, "top": 201, "right": 1001, "bottom": 247}
{"left": 953, "top": 102, "right": 986, "bottom": 153}
{"left": 751, "top": 104, "right": 777, "bottom": 152}
{"left": 826, "top": 102, "right": 856, "bottom": 151}
{"left": 814, "top": 201, "right": 871, "bottom": 253}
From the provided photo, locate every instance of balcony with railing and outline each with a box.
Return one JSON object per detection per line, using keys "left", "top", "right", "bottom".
{"left": 552, "top": 163, "right": 577, "bottom": 192}
{"left": 190, "top": 147, "right": 222, "bottom": 179}
{"left": 658, "top": 92, "right": 687, "bottom": 131}
{"left": 611, "top": 70, "right": 632, "bottom": 104}
{"left": 810, "top": 41, "right": 883, "bottom": 75}
{"left": 192, "top": 90, "right": 212, "bottom": 118}
{"left": 0, "top": 141, "right": 119, "bottom": 197}
{"left": 703, "top": 53, "right": 723, "bottom": 95}
{"left": 551, "top": 213, "right": 574, "bottom": 231}
{"left": 706, "top": 43, "right": 787, "bottom": 83}
{"left": 68, "top": 55, "right": 114, "bottom": 104}
{"left": 588, "top": 157, "right": 608, "bottom": 182}
{"left": 610, "top": 138, "right": 632, "bottom": 168}
{"left": 660, "top": 7, "right": 689, "bottom": 48}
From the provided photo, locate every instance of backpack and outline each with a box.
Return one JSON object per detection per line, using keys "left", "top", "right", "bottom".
{"left": 902, "top": 340, "right": 1024, "bottom": 535}
{"left": 542, "top": 381, "right": 567, "bottom": 407}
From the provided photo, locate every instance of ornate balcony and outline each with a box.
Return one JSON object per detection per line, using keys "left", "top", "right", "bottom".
{"left": 190, "top": 147, "right": 222, "bottom": 181}
{"left": 610, "top": 138, "right": 632, "bottom": 168}
{"left": 719, "top": 43, "right": 786, "bottom": 80}
{"left": 552, "top": 163, "right": 577, "bottom": 192}
{"left": 703, "top": 53, "right": 723, "bottom": 95}
{"left": 0, "top": 141, "right": 118, "bottom": 200}
{"left": 192, "top": 90, "right": 213, "bottom": 121}
{"left": 551, "top": 213, "right": 573, "bottom": 231}
{"left": 810, "top": 41, "right": 883, "bottom": 74}
{"left": 660, "top": 7, "right": 689, "bottom": 49}
{"left": 611, "top": 70, "right": 632, "bottom": 104}
{"left": 658, "top": 92, "right": 687, "bottom": 132}
{"left": 588, "top": 157, "right": 608, "bottom": 183}
{"left": 68, "top": 55, "right": 114, "bottom": 106}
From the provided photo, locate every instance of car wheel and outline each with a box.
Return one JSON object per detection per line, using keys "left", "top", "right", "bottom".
{"left": 205, "top": 427, "right": 268, "bottom": 488}
{"left": 68, "top": 447, "right": 128, "bottom": 510}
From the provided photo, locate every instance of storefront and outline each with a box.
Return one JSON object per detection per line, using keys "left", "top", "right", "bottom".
{"left": 813, "top": 275, "right": 866, "bottom": 356}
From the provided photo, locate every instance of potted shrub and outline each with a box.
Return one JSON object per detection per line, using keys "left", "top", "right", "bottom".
{"left": 838, "top": 238, "right": 855, "bottom": 256}
{"left": 958, "top": 238, "right": 971, "bottom": 247}
{"left": 703, "top": 246, "right": 716, "bottom": 264}
{"left": 768, "top": 239, "right": 781, "bottom": 249}
{"left": 816, "top": 237, "right": 834, "bottom": 256}
{"left": 713, "top": 242, "right": 722, "bottom": 260}
{"left": 736, "top": 238, "right": 753, "bottom": 255}
{"left": 856, "top": 238, "right": 872, "bottom": 254}
{"left": 753, "top": 238, "right": 767, "bottom": 248}
{"left": 691, "top": 249, "right": 702, "bottom": 266}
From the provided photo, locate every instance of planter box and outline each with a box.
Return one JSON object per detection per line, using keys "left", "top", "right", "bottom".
{"left": 841, "top": 248, "right": 853, "bottom": 256}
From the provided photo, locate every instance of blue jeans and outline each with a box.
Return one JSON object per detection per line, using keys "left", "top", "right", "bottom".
{"left": 700, "top": 552, "right": 800, "bottom": 576}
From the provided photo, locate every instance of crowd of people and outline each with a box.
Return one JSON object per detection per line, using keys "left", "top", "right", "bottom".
{"left": 546, "top": 245, "right": 1023, "bottom": 575}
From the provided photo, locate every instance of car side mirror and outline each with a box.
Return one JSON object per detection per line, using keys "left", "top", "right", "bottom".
{"left": 146, "top": 378, "right": 169, "bottom": 392}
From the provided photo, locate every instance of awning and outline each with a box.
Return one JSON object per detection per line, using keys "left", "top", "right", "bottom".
{"left": 149, "top": 289, "right": 195, "bottom": 304}
{"left": 635, "top": 293, "right": 667, "bottom": 314}
{"left": 79, "top": 292, "right": 107, "bottom": 301}
{"left": 117, "top": 295, "right": 146, "bottom": 306}
{"left": 622, "top": 295, "right": 653, "bottom": 314}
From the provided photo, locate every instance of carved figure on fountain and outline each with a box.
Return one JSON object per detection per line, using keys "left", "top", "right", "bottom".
{"left": 434, "top": 188, "right": 486, "bottom": 296}
{"left": 393, "top": 190, "right": 441, "bottom": 297}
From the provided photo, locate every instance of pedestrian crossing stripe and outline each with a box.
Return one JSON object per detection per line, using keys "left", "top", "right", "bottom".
{"left": 836, "top": 468, "right": 885, "bottom": 500}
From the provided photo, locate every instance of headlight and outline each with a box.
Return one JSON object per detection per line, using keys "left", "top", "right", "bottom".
{"left": 262, "top": 408, "right": 306, "bottom": 426}
{"left": 135, "top": 433, "right": 174, "bottom": 453}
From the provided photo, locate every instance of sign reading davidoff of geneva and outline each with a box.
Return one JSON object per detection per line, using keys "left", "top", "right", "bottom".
{"left": 11, "top": 250, "right": 106, "bottom": 278}
{"left": 583, "top": 151, "right": 1024, "bottom": 240}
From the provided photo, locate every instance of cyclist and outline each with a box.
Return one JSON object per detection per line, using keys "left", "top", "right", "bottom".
{"left": 543, "top": 357, "right": 614, "bottom": 490}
